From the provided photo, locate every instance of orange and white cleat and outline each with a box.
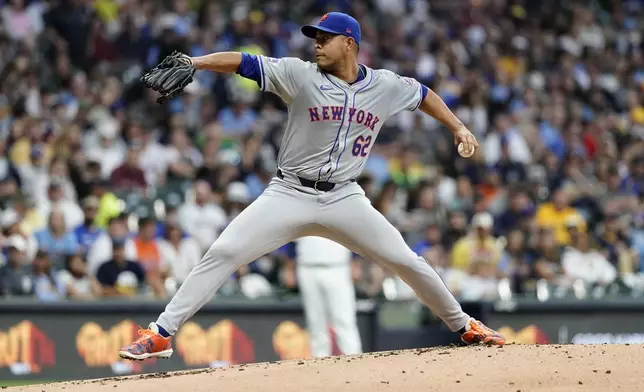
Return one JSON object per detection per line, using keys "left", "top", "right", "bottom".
{"left": 119, "top": 323, "right": 173, "bottom": 361}
{"left": 460, "top": 318, "right": 505, "bottom": 346}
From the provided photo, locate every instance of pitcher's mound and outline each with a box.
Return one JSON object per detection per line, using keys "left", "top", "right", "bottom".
{"left": 9, "top": 344, "right": 643, "bottom": 392}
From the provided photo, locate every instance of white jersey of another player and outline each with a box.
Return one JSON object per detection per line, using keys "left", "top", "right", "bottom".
{"left": 288, "top": 236, "right": 362, "bottom": 357}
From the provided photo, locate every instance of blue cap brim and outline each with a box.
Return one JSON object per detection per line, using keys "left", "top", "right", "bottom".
{"left": 301, "top": 25, "right": 343, "bottom": 39}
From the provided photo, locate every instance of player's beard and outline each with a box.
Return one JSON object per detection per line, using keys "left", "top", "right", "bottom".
{"left": 315, "top": 58, "right": 336, "bottom": 73}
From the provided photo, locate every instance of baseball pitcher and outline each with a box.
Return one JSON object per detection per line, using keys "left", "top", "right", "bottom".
{"left": 119, "top": 12, "right": 504, "bottom": 361}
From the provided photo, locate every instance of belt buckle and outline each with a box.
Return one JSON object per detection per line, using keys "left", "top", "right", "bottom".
{"left": 313, "top": 180, "right": 321, "bottom": 191}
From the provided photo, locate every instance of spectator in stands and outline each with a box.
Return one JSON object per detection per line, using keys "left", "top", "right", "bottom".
{"left": 217, "top": 97, "right": 258, "bottom": 138}
{"left": 372, "top": 179, "right": 406, "bottom": 229}
{"left": 0, "top": 139, "right": 22, "bottom": 203}
{"left": 8, "top": 118, "right": 46, "bottom": 171}
{"left": 155, "top": 205, "right": 180, "bottom": 239}
{"left": 237, "top": 133, "right": 264, "bottom": 179}
{"left": 84, "top": 118, "right": 126, "bottom": 180}
{"left": 483, "top": 114, "right": 532, "bottom": 166}
{"left": 451, "top": 212, "right": 502, "bottom": 274}
{"left": 1, "top": 208, "right": 37, "bottom": 261}
{"left": 536, "top": 187, "right": 586, "bottom": 245}
{"left": 458, "top": 257, "right": 501, "bottom": 301}
{"left": 87, "top": 214, "right": 136, "bottom": 276}
{"left": 598, "top": 165, "right": 640, "bottom": 217}
{"left": 38, "top": 180, "right": 84, "bottom": 230}
{"left": 96, "top": 237, "right": 146, "bottom": 298}
{"left": 68, "top": 155, "right": 101, "bottom": 201}
{"left": 564, "top": 214, "right": 586, "bottom": 245}
{"left": 39, "top": 157, "right": 78, "bottom": 206}
{"left": 73, "top": 196, "right": 103, "bottom": 255}
{"left": 10, "top": 194, "right": 45, "bottom": 237}
{"left": 388, "top": 145, "right": 429, "bottom": 190}
{"left": 212, "top": 149, "right": 244, "bottom": 191}
{"left": 224, "top": 181, "right": 250, "bottom": 222}
{"left": 0, "top": 96, "right": 9, "bottom": 137}
{"left": 138, "top": 126, "right": 171, "bottom": 187}
{"left": 0, "top": 235, "right": 32, "bottom": 296}
{"left": 19, "top": 146, "right": 51, "bottom": 207}
{"left": 90, "top": 180, "right": 121, "bottom": 228}
{"left": 133, "top": 217, "right": 167, "bottom": 298}
{"left": 632, "top": 212, "right": 644, "bottom": 272}
{"left": 352, "top": 254, "right": 387, "bottom": 300}
{"left": 433, "top": 165, "right": 456, "bottom": 207}
{"left": 625, "top": 156, "right": 644, "bottom": 197}
{"left": 34, "top": 209, "right": 79, "bottom": 270}
{"left": 558, "top": 153, "right": 604, "bottom": 223}
{"left": 43, "top": 0, "right": 94, "bottom": 70}
{"left": 476, "top": 168, "right": 507, "bottom": 216}
{"left": 494, "top": 141, "right": 528, "bottom": 185}
{"left": 56, "top": 253, "right": 101, "bottom": 300}
{"left": 166, "top": 127, "right": 202, "bottom": 182}
{"left": 446, "top": 176, "right": 475, "bottom": 213}
{"left": 0, "top": 0, "right": 43, "bottom": 42}
{"left": 498, "top": 229, "right": 532, "bottom": 292}
{"left": 596, "top": 213, "right": 639, "bottom": 275}
{"left": 412, "top": 222, "right": 442, "bottom": 262}
{"left": 532, "top": 227, "right": 564, "bottom": 282}
{"left": 110, "top": 144, "right": 147, "bottom": 191}
{"left": 245, "top": 158, "right": 277, "bottom": 201}
{"left": 562, "top": 231, "right": 617, "bottom": 287}
{"left": 495, "top": 189, "right": 535, "bottom": 236}
{"left": 194, "top": 146, "right": 220, "bottom": 191}
{"left": 31, "top": 251, "right": 60, "bottom": 301}
{"left": 404, "top": 181, "right": 447, "bottom": 244}
{"left": 442, "top": 209, "right": 469, "bottom": 250}
{"left": 178, "top": 180, "right": 226, "bottom": 252}
{"left": 357, "top": 174, "right": 376, "bottom": 201}
{"left": 158, "top": 221, "right": 201, "bottom": 288}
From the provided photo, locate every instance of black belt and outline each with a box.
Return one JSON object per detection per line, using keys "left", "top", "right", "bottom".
{"left": 276, "top": 169, "right": 354, "bottom": 192}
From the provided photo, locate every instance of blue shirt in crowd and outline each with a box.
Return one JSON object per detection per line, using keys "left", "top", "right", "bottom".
{"left": 73, "top": 224, "right": 103, "bottom": 254}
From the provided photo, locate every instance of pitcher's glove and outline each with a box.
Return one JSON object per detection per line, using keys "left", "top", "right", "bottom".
{"left": 141, "top": 51, "right": 196, "bottom": 104}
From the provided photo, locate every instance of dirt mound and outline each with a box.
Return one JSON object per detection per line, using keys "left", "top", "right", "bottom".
{"left": 8, "top": 345, "right": 643, "bottom": 392}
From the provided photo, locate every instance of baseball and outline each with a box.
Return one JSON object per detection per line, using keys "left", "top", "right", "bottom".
{"left": 458, "top": 142, "right": 475, "bottom": 158}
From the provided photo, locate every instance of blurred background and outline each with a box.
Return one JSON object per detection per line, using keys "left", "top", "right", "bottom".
{"left": 0, "top": 0, "right": 643, "bottom": 385}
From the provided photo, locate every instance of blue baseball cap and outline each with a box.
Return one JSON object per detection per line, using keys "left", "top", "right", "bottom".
{"left": 301, "top": 12, "right": 361, "bottom": 45}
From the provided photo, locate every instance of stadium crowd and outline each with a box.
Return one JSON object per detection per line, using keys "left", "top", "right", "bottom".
{"left": 0, "top": 0, "right": 642, "bottom": 303}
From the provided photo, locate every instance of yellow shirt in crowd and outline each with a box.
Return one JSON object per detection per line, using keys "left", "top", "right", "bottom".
{"left": 388, "top": 159, "right": 429, "bottom": 188}
{"left": 451, "top": 235, "right": 502, "bottom": 272}
{"left": 535, "top": 202, "right": 586, "bottom": 245}
{"left": 20, "top": 209, "right": 46, "bottom": 236}
{"left": 95, "top": 192, "right": 121, "bottom": 228}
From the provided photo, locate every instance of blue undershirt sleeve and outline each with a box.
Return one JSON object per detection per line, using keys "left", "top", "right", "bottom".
{"left": 236, "top": 53, "right": 262, "bottom": 85}
{"left": 420, "top": 84, "right": 429, "bottom": 103}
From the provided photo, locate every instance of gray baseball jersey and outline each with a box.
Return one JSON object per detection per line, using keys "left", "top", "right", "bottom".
{"left": 257, "top": 56, "right": 424, "bottom": 182}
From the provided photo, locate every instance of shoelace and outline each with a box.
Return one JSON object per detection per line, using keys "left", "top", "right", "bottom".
{"left": 473, "top": 322, "right": 497, "bottom": 335}
{"left": 469, "top": 321, "right": 488, "bottom": 334}
{"left": 133, "top": 328, "right": 156, "bottom": 342}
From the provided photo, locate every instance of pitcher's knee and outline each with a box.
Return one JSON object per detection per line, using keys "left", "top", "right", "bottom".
{"left": 376, "top": 251, "right": 425, "bottom": 273}
{"left": 202, "top": 239, "right": 246, "bottom": 267}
